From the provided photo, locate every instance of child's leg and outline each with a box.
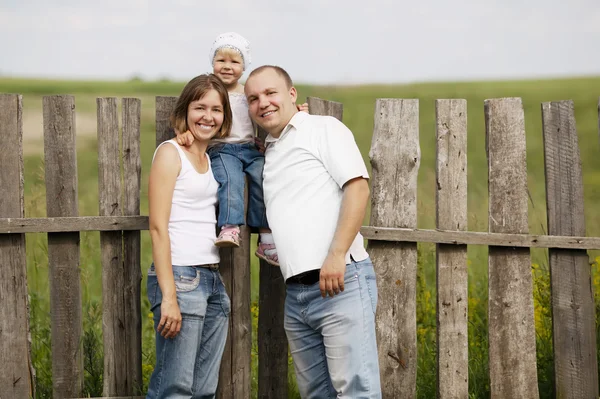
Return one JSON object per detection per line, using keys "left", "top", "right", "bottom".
{"left": 241, "top": 144, "right": 268, "bottom": 230}
{"left": 241, "top": 144, "right": 279, "bottom": 265}
{"left": 209, "top": 146, "right": 246, "bottom": 228}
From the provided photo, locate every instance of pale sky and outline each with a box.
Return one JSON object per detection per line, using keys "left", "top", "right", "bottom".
{"left": 1, "top": 0, "right": 599, "bottom": 84}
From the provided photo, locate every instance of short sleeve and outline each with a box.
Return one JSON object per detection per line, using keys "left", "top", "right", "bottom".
{"left": 315, "top": 117, "right": 369, "bottom": 188}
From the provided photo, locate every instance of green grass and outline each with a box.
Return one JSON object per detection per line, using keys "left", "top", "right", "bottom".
{"left": 3, "top": 75, "right": 600, "bottom": 398}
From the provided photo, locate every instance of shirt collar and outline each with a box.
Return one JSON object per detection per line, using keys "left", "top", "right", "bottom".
{"left": 264, "top": 111, "right": 309, "bottom": 143}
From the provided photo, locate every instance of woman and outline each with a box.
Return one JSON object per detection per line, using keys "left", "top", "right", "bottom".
{"left": 146, "top": 74, "right": 232, "bottom": 398}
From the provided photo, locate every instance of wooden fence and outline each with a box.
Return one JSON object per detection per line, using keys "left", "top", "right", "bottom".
{"left": 1, "top": 93, "right": 599, "bottom": 399}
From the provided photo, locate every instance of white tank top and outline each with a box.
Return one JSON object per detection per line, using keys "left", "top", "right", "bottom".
{"left": 152, "top": 140, "right": 220, "bottom": 265}
{"left": 212, "top": 92, "right": 254, "bottom": 144}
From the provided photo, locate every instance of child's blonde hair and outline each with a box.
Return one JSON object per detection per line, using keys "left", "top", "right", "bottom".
{"left": 213, "top": 47, "right": 244, "bottom": 65}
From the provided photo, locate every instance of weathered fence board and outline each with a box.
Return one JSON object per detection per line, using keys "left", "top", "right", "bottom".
{"left": 0, "top": 94, "right": 32, "bottom": 398}
{"left": 257, "top": 264, "right": 287, "bottom": 399}
{"left": 43, "top": 95, "right": 84, "bottom": 398}
{"left": 369, "top": 99, "right": 420, "bottom": 397}
{"left": 257, "top": 122, "right": 288, "bottom": 399}
{"left": 542, "top": 100, "right": 598, "bottom": 399}
{"left": 4, "top": 217, "right": 600, "bottom": 250}
{"left": 307, "top": 96, "right": 343, "bottom": 121}
{"left": 155, "top": 96, "right": 177, "bottom": 146}
{"left": 485, "top": 98, "right": 539, "bottom": 398}
{"left": 217, "top": 235, "right": 251, "bottom": 399}
{"left": 97, "top": 97, "right": 127, "bottom": 396}
{"left": 122, "top": 98, "right": 143, "bottom": 394}
{"left": 360, "top": 226, "right": 600, "bottom": 249}
{"left": 435, "top": 99, "right": 468, "bottom": 398}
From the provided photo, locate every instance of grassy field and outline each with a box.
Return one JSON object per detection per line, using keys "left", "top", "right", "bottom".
{"left": 2, "top": 75, "right": 600, "bottom": 398}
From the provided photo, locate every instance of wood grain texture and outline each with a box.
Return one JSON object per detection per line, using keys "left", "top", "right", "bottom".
{"left": 43, "top": 95, "right": 83, "bottom": 398}
{"left": 2, "top": 217, "right": 600, "bottom": 249}
{"left": 217, "top": 235, "right": 251, "bottom": 399}
{"left": 485, "top": 98, "right": 538, "bottom": 398}
{"left": 360, "top": 226, "right": 600, "bottom": 249}
{"left": 307, "top": 96, "right": 343, "bottom": 120}
{"left": 0, "top": 94, "right": 32, "bottom": 398}
{"left": 97, "top": 97, "right": 127, "bottom": 396}
{"left": 155, "top": 96, "right": 178, "bottom": 146}
{"left": 542, "top": 100, "right": 598, "bottom": 399}
{"left": 435, "top": 99, "right": 468, "bottom": 399}
{"left": 122, "top": 98, "right": 143, "bottom": 394}
{"left": 368, "top": 99, "right": 420, "bottom": 398}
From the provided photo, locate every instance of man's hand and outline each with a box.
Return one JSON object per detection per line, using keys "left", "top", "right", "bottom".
{"left": 319, "top": 253, "right": 346, "bottom": 298}
{"left": 175, "top": 129, "right": 195, "bottom": 147}
{"left": 297, "top": 102, "right": 309, "bottom": 113}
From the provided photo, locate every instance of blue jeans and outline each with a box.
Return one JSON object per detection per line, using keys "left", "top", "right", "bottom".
{"left": 146, "top": 264, "right": 230, "bottom": 399}
{"left": 284, "top": 257, "right": 382, "bottom": 398}
{"left": 208, "top": 143, "right": 268, "bottom": 229}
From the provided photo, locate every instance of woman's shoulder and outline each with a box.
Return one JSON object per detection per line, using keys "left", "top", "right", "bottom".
{"left": 153, "top": 140, "right": 182, "bottom": 165}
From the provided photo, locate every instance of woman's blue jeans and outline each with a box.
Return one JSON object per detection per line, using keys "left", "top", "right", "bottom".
{"left": 146, "top": 264, "right": 230, "bottom": 399}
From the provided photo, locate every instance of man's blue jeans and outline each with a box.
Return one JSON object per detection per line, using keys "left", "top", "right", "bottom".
{"left": 208, "top": 142, "right": 269, "bottom": 229}
{"left": 284, "top": 257, "right": 382, "bottom": 398}
{"left": 146, "top": 264, "right": 230, "bottom": 399}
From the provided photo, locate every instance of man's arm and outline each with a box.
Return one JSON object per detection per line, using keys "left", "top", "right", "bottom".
{"left": 319, "top": 177, "right": 370, "bottom": 298}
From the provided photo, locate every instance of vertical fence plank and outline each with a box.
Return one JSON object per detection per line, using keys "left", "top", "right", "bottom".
{"left": 122, "top": 98, "right": 143, "bottom": 394}
{"left": 43, "top": 95, "right": 83, "bottom": 398}
{"left": 155, "top": 96, "right": 178, "bottom": 146}
{"left": 0, "top": 94, "right": 33, "bottom": 398}
{"left": 542, "top": 100, "right": 598, "bottom": 399}
{"left": 369, "top": 98, "right": 420, "bottom": 398}
{"left": 257, "top": 127, "right": 287, "bottom": 399}
{"left": 307, "top": 97, "right": 343, "bottom": 121}
{"left": 485, "top": 98, "right": 539, "bottom": 398}
{"left": 217, "top": 228, "right": 251, "bottom": 399}
{"left": 435, "top": 99, "right": 468, "bottom": 398}
{"left": 97, "top": 97, "right": 127, "bottom": 395}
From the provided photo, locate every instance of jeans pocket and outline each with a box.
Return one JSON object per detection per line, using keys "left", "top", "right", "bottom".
{"left": 365, "top": 275, "right": 378, "bottom": 314}
{"left": 173, "top": 268, "right": 201, "bottom": 292}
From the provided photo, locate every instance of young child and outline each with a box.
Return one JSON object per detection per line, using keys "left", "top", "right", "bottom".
{"left": 177, "top": 32, "right": 307, "bottom": 267}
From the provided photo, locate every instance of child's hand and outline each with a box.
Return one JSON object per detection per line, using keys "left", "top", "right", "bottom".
{"left": 254, "top": 136, "right": 266, "bottom": 154}
{"left": 175, "top": 129, "right": 195, "bottom": 147}
{"left": 297, "top": 103, "right": 309, "bottom": 113}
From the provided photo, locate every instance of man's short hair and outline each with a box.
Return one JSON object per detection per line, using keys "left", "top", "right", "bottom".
{"left": 248, "top": 65, "right": 293, "bottom": 88}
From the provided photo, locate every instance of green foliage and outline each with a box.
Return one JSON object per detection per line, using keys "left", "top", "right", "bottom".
{"left": 7, "top": 75, "right": 600, "bottom": 398}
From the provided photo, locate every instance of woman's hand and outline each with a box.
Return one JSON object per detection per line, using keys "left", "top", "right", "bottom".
{"left": 157, "top": 297, "right": 182, "bottom": 338}
{"left": 297, "top": 102, "right": 309, "bottom": 113}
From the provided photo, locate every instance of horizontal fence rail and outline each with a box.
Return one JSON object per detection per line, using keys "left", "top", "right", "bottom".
{"left": 2, "top": 217, "right": 600, "bottom": 249}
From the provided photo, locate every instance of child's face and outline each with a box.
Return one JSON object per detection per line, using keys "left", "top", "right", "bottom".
{"left": 212, "top": 49, "right": 244, "bottom": 88}
{"left": 186, "top": 89, "right": 224, "bottom": 142}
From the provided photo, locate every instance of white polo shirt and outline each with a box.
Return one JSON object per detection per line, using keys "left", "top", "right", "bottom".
{"left": 262, "top": 111, "right": 370, "bottom": 281}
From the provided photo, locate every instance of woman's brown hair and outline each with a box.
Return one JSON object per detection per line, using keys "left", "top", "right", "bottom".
{"left": 171, "top": 74, "right": 232, "bottom": 139}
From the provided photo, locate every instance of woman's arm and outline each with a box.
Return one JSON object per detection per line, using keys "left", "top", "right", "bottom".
{"left": 149, "top": 144, "right": 182, "bottom": 338}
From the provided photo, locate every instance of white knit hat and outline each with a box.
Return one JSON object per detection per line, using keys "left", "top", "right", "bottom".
{"left": 209, "top": 32, "right": 251, "bottom": 70}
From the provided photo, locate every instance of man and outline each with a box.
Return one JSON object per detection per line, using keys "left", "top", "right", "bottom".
{"left": 245, "top": 65, "right": 382, "bottom": 399}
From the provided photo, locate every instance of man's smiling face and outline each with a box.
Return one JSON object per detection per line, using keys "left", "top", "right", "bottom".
{"left": 245, "top": 68, "right": 297, "bottom": 137}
